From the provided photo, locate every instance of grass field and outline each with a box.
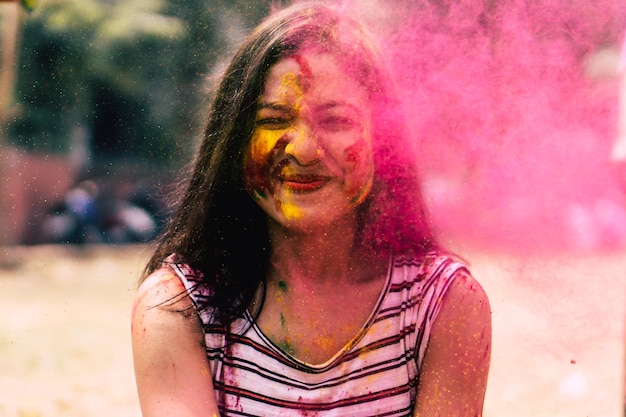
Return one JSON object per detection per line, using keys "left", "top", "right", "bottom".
{"left": 0, "top": 243, "right": 624, "bottom": 416}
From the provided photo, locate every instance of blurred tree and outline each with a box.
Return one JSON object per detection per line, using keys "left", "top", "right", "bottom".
{"left": 8, "top": 0, "right": 185, "bottom": 163}
{"left": 0, "top": 3, "right": 20, "bottom": 130}
{"left": 7, "top": 0, "right": 276, "bottom": 170}
{"left": 20, "top": 0, "right": 36, "bottom": 11}
{"left": 157, "top": 0, "right": 277, "bottom": 163}
{"left": 0, "top": 1, "right": 22, "bottom": 251}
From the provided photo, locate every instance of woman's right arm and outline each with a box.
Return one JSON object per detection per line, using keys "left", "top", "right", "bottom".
{"left": 131, "top": 268, "right": 221, "bottom": 417}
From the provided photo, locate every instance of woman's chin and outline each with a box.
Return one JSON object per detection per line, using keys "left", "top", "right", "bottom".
{"left": 269, "top": 206, "right": 357, "bottom": 234}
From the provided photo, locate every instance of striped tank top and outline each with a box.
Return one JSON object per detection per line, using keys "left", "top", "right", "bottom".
{"left": 168, "top": 252, "right": 465, "bottom": 416}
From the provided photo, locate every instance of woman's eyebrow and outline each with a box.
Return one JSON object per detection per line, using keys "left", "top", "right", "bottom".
{"left": 256, "top": 102, "right": 292, "bottom": 112}
{"left": 316, "top": 101, "right": 364, "bottom": 114}
{"left": 256, "top": 101, "right": 364, "bottom": 116}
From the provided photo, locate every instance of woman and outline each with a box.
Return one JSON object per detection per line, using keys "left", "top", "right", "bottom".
{"left": 132, "top": 3, "right": 491, "bottom": 416}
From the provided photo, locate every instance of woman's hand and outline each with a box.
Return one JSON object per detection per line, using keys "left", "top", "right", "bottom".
{"left": 413, "top": 270, "right": 492, "bottom": 417}
{"left": 131, "top": 268, "right": 221, "bottom": 417}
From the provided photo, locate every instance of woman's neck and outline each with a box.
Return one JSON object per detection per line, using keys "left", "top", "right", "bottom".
{"left": 267, "top": 215, "right": 367, "bottom": 286}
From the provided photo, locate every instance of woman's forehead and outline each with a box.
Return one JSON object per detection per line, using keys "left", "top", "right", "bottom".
{"left": 261, "top": 51, "right": 369, "bottom": 105}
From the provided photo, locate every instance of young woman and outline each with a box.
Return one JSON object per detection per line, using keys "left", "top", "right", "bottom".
{"left": 131, "top": 3, "right": 491, "bottom": 416}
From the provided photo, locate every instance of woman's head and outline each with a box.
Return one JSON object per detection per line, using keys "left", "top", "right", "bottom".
{"left": 243, "top": 48, "right": 376, "bottom": 231}
{"left": 203, "top": 2, "right": 393, "bottom": 193}
{"left": 209, "top": 2, "right": 433, "bottom": 244}
{"left": 147, "top": 2, "right": 437, "bottom": 322}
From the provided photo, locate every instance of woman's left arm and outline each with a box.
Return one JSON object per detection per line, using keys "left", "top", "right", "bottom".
{"left": 413, "top": 270, "right": 492, "bottom": 417}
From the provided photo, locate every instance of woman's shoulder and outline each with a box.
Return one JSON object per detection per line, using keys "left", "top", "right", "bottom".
{"left": 390, "top": 250, "right": 489, "bottom": 329}
{"left": 134, "top": 263, "right": 194, "bottom": 315}
{"left": 160, "top": 253, "right": 204, "bottom": 285}
{"left": 135, "top": 254, "right": 218, "bottom": 326}
{"left": 392, "top": 250, "right": 469, "bottom": 277}
{"left": 410, "top": 251, "right": 488, "bottom": 313}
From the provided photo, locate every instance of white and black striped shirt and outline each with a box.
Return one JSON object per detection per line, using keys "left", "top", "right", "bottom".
{"left": 169, "top": 253, "right": 465, "bottom": 416}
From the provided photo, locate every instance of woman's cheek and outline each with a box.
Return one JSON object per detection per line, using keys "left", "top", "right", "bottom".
{"left": 341, "top": 135, "right": 374, "bottom": 201}
{"left": 244, "top": 129, "right": 285, "bottom": 197}
{"left": 277, "top": 199, "right": 303, "bottom": 220}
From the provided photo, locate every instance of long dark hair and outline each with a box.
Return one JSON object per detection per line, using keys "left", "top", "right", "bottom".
{"left": 144, "top": 2, "right": 438, "bottom": 324}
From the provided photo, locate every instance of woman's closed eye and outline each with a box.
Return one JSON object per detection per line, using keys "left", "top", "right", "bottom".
{"left": 317, "top": 116, "right": 359, "bottom": 132}
{"left": 255, "top": 103, "right": 295, "bottom": 130}
{"left": 255, "top": 116, "right": 293, "bottom": 130}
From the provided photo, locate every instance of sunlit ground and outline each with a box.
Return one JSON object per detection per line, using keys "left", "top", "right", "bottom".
{"left": 0, "top": 243, "right": 624, "bottom": 416}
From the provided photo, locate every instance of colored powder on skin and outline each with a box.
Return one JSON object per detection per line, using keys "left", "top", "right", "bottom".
{"left": 277, "top": 198, "right": 302, "bottom": 220}
{"left": 291, "top": 53, "right": 314, "bottom": 90}
{"left": 343, "top": 140, "right": 374, "bottom": 205}
{"left": 279, "top": 338, "right": 295, "bottom": 355}
{"left": 282, "top": 71, "right": 305, "bottom": 97}
{"left": 273, "top": 165, "right": 304, "bottom": 220}
{"left": 246, "top": 70, "right": 304, "bottom": 171}
{"left": 245, "top": 127, "right": 282, "bottom": 198}
{"left": 273, "top": 71, "right": 306, "bottom": 220}
{"left": 246, "top": 69, "right": 308, "bottom": 220}
{"left": 313, "top": 334, "right": 335, "bottom": 350}
{"left": 248, "top": 129, "right": 284, "bottom": 171}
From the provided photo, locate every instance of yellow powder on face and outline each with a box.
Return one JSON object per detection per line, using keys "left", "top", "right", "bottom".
{"left": 247, "top": 128, "right": 284, "bottom": 164}
{"left": 272, "top": 162, "right": 304, "bottom": 220}
{"left": 278, "top": 197, "right": 302, "bottom": 220}
{"left": 247, "top": 68, "right": 314, "bottom": 220}
{"left": 248, "top": 70, "right": 303, "bottom": 163}
{"left": 281, "top": 72, "right": 304, "bottom": 100}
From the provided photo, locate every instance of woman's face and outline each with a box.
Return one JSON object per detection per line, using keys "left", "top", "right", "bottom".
{"left": 243, "top": 51, "right": 374, "bottom": 231}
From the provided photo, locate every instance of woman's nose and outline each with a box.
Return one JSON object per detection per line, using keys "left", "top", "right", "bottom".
{"left": 284, "top": 122, "right": 323, "bottom": 165}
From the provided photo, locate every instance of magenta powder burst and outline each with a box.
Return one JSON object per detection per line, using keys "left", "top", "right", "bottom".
{"left": 296, "top": 0, "right": 626, "bottom": 253}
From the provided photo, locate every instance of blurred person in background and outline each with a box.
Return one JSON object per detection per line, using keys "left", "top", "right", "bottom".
{"left": 131, "top": 3, "right": 491, "bottom": 416}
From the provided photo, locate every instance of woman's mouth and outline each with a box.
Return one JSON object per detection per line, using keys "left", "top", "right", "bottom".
{"left": 280, "top": 174, "right": 330, "bottom": 193}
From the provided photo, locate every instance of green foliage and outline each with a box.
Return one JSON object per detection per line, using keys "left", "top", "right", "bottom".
{"left": 20, "top": 0, "right": 37, "bottom": 12}
{"left": 8, "top": 0, "right": 275, "bottom": 165}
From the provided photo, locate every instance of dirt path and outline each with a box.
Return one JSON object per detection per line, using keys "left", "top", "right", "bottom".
{"left": 0, "top": 245, "right": 150, "bottom": 417}
{"left": 0, "top": 244, "right": 624, "bottom": 416}
{"left": 473, "top": 249, "right": 626, "bottom": 417}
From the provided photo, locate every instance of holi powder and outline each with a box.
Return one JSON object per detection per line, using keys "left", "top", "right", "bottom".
{"left": 245, "top": 68, "right": 306, "bottom": 220}
{"left": 211, "top": 4, "right": 626, "bottom": 414}
{"left": 287, "top": 0, "right": 626, "bottom": 254}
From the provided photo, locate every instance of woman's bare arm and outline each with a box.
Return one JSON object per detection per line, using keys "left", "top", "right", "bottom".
{"left": 131, "top": 268, "right": 221, "bottom": 417}
{"left": 414, "top": 270, "right": 492, "bottom": 417}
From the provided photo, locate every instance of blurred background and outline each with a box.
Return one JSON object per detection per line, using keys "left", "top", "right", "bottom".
{"left": 0, "top": 0, "right": 625, "bottom": 251}
{"left": 1, "top": 0, "right": 287, "bottom": 246}
{"left": 0, "top": 0, "right": 625, "bottom": 416}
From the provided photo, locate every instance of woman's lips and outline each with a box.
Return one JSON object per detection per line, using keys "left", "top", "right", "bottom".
{"left": 271, "top": 162, "right": 332, "bottom": 193}
{"left": 279, "top": 174, "right": 330, "bottom": 193}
